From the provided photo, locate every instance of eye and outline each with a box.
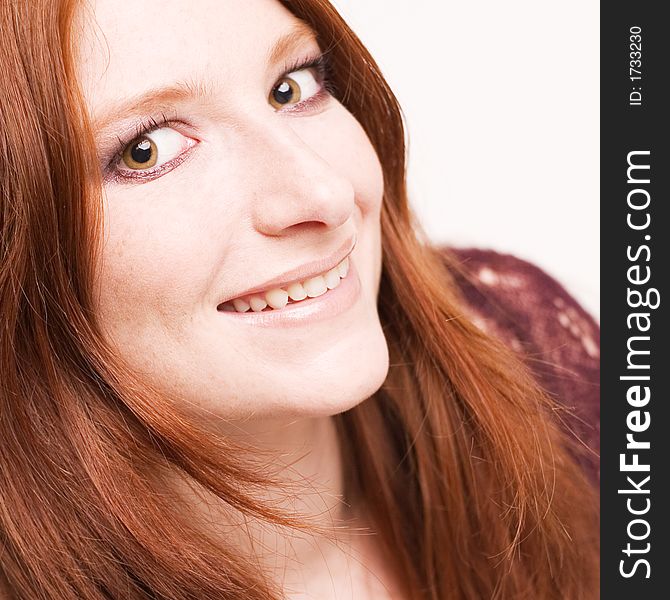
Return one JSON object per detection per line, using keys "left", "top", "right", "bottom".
{"left": 119, "top": 127, "right": 197, "bottom": 173}
{"left": 268, "top": 67, "right": 322, "bottom": 110}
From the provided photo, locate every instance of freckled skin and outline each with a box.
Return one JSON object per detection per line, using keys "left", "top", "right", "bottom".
{"left": 78, "top": 0, "right": 390, "bottom": 421}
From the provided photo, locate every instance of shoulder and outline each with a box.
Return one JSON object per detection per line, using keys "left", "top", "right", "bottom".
{"left": 440, "top": 246, "right": 600, "bottom": 482}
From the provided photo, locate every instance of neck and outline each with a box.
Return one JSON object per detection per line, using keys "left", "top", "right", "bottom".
{"left": 167, "top": 414, "right": 378, "bottom": 593}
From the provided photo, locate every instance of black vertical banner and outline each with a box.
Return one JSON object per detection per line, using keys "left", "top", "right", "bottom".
{"left": 601, "top": 2, "right": 669, "bottom": 598}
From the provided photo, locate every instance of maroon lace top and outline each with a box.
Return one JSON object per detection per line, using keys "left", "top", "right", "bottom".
{"left": 445, "top": 247, "right": 600, "bottom": 484}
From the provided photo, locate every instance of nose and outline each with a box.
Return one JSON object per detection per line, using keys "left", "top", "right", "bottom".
{"left": 243, "top": 120, "right": 356, "bottom": 236}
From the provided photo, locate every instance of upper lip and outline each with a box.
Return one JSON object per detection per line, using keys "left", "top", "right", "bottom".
{"left": 219, "top": 234, "right": 357, "bottom": 305}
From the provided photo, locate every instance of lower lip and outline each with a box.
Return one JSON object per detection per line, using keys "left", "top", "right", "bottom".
{"left": 217, "top": 260, "right": 362, "bottom": 328}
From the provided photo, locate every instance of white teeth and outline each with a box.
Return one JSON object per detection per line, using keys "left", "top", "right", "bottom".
{"left": 232, "top": 298, "right": 250, "bottom": 313}
{"left": 338, "top": 256, "right": 349, "bottom": 278}
{"left": 324, "top": 266, "right": 341, "bottom": 290}
{"left": 265, "top": 288, "right": 289, "bottom": 309}
{"left": 287, "top": 282, "right": 307, "bottom": 301}
{"left": 221, "top": 255, "right": 351, "bottom": 313}
{"left": 249, "top": 296, "right": 268, "bottom": 312}
{"left": 303, "top": 275, "right": 328, "bottom": 297}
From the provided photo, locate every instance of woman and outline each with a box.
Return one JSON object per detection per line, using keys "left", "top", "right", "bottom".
{"left": 0, "top": 0, "right": 599, "bottom": 598}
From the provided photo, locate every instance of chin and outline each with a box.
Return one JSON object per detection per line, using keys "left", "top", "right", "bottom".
{"left": 296, "top": 326, "right": 390, "bottom": 418}
{"left": 222, "top": 321, "right": 390, "bottom": 423}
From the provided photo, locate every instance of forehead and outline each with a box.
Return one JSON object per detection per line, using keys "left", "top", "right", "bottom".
{"left": 76, "top": 0, "right": 305, "bottom": 111}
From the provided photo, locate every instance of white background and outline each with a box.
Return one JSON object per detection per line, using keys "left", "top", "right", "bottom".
{"left": 329, "top": 0, "right": 600, "bottom": 320}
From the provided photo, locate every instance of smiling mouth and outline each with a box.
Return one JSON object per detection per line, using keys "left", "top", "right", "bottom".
{"left": 217, "top": 255, "right": 350, "bottom": 313}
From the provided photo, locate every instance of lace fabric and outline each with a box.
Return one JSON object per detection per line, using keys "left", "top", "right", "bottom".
{"left": 445, "top": 247, "right": 600, "bottom": 484}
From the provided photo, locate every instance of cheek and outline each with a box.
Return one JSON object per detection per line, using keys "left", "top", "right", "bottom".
{"left": 307, "top": 107, "right": 385, "bottom": 296}
{"left": 92, "top": 196, "right": 217, "bottom": 336}
{"left": 305, "top": 105, "right": 384, "bottom": 218}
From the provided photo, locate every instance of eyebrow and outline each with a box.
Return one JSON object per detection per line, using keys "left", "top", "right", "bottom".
{"left": 92, "top": 20, "right": 319, "bottom": 138}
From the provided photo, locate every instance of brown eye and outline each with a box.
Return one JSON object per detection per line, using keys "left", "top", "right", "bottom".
{"left": 269, "top": 77, "right": 302, "bottom": 109}
{"left": 114, "top": 127, "right": 197, "bottom": 179}
{"left": 122, "top": 137, "right": 158, "bottom": 170}
{"left": 268, "top": 69, "right": 320, "bottom": 110}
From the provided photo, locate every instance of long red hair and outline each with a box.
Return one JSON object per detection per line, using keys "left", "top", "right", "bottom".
{"left": 0, "top": 0, "right": 599, "bottom": 598}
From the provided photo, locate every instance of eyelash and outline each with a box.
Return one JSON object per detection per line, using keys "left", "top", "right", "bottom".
{"left": 103, "top": 51, "right": 336, "bottom": 185}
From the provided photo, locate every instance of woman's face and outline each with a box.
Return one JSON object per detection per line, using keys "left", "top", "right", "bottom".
{"left": 77, "top": 0, "right": 389, "bottom": 421}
